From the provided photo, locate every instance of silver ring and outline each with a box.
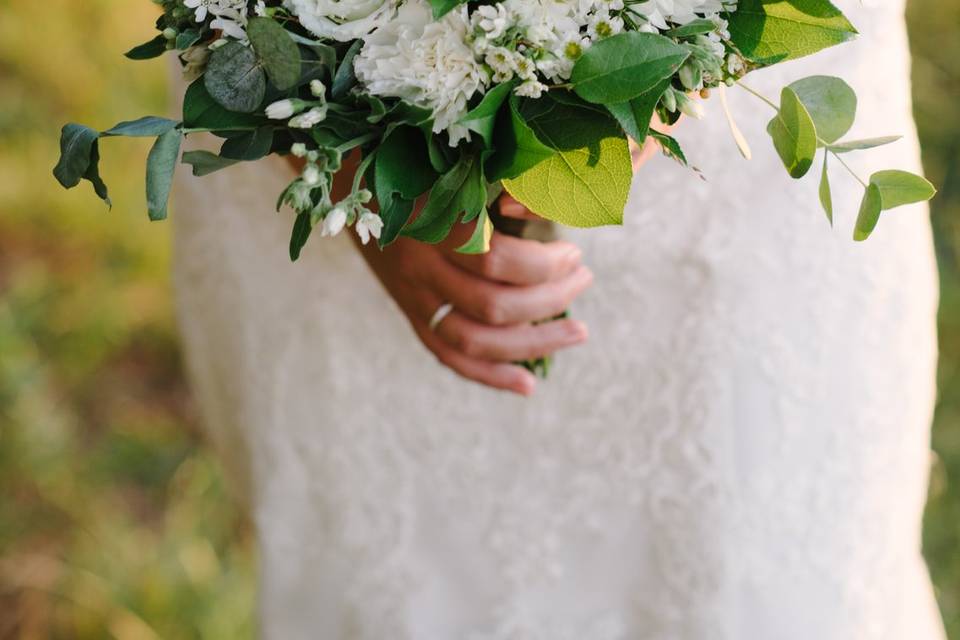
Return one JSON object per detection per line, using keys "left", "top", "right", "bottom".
{"left": 428, "top": 302, "right": 454, "bottom": 333}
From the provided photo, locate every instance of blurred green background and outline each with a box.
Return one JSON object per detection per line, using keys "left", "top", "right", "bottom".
{"left": 0, "top": 0, "right": 957, "bottom": 638}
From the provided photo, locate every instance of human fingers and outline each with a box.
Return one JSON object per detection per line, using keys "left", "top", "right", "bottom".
{"left": 423, "top": 262, "right": 594, "bottom": 326}
{"left": 413, "top": 318, "right": 538, "bottom": 396}
{"left": 497, "top": 193, "right": 542, "bottom": 221}
{"left": 434, "top": 311, "right": 589, "bottom": 362}
{"left": 445, "top": 231, "right": 582, "bottom": 286}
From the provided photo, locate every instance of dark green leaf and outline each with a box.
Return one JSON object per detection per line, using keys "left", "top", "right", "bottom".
{"left": 53, "top": 124, "right": 100, "bottom": 189}
{"left": 125, "top": 35, "right": 168, "bottom": 60}
{"left": 220, "top": 127, "right": 275, "bottom": 160}
{"left": 289, "top": 211, "right": 313, "bottom": 261}
{"left": 458, "top": 82, "right": 514, "bottom": 147}
{"left": 605, "top": 78, "right": 670, "bottom": 143}
{"left": 181, "top": 150, "right": 241, "bottom": 176}
{"left": 571, "top": 32, "right": 689, "bottom": 104}
{"left": 485, "top": 94, "right": 556, "bottom": 182}
{"left": 332, "top": 40, "right": 362, "bottom": 100}
{"left": 183, "top": 78, "right": 264, "bottom": 130}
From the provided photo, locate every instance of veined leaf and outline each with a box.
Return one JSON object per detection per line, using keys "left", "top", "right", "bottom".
{"left": 728, "top": 0, "right": 857, "bottom": 64}
{"left": 503, "top": 100, "right": 632, "bottom": 228}
{"left": 571, "top": 32, "right": 689, "bottom": 105}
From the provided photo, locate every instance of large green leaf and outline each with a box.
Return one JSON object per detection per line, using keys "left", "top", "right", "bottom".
{"left": 728, "top": 0, "right": 857, "bottom": 64}
{"left": 571, "top": 32, "right": 689, "bottom": 105}
{"left": 204, "top": 41, "right": 266, "bottom": 113}
{"left": 766, "top": 86, "right": 818, "bottom": 178}
{"left": 247, "top": 17, "right": 301, "bottom": 91}
{"left": 502, "top": 99, "right": 632, "bottom": 228}
{"left": 458, "top": 82, "right": 514, "bottom": 147}
{"left": 787, "top": 75, "right": 856, "bottom": 144}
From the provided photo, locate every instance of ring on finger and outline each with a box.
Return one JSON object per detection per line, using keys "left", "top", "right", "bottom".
{"left": 428, "top": 302, "right": 455, "bottom": 333}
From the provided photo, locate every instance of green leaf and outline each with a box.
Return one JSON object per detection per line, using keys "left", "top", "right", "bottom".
{"left": 605, "top": 78, "right": 670, "bottom": 143}
{"left": 82, "top": 137, "right": 111, "bottom": 208}
{"left": 456, "top": 207, "right": 493, "bottom": 254}
{"left": 502, "top": 100, "right": 632, "bottom": 228}
{"left": 247, "top": 17, "right": 301, "bottom": 91}
{"left": 428, "top": 0, "right": 466, "bottom": 18}
{"left": 181, "top": 150, "right": 241, "bottom": 176}
{"left": 869, "top": 170, "right": 937, "bottom": 210}
{"left": 766, "top": 86, "right": 818, "bottom": 178}
{"left": 403, "top": 154, "right": 485, "bottom": 243}
{"left": 332, "top": 40, "right": 362, "bottom": 100}
{"left": 289, "top": 211, "right": 313, "bottom": 261}
{"left": 219, "top": 126, "right": 275, "bottom": 161}
{"left": 853, "top": 182, "right": 882, "bottom": 241}
{"left": 485, "top": 94, "right": 556, "bottom": 182}
{"left": 375, "top": 126, "right": 438, "bottom": 200}
{"left": 819, "top": 153, "right": 833, "bottom": 224}
{"left": 176, "top": 29, "right": 203, "bottom": 50}
{"left": 571, "top": 32, "right": 690, "bottom": 105}
{"left": 727, "top": 0, "right": 858, "bottom": 64}
{"left": 377, "top": 194, "right": 416, "bottom": 248}
{"left": 125, "top": 35, "right": 168, "bottom": 60}
{"left": 649, "top": 130, "right": 689, "bottom": 166}
{"left": 787, "top": 75, "right": 856, "bottom": 144}
{"left": 183, "top": 78, "right": 263, "bottom": 130}
{"left": 53, "top": 124, "right": 101, "bottom": 189}
{"left": 204, "top": 41, "right": 266, "bottom": 113}
{"left": 826, "top": 136, "right": 902, "bottom": 153}
{"left": 662, "top": 19, "right": 720, "bottom": 38}
{"left": 102, "top": 116, "right": 179, "bottom": 138}
{"left": 458, "top": 82, "right": 514, "bottom": 147}
{"left": 145, "top": 128, "right": 183, "bottom": 221}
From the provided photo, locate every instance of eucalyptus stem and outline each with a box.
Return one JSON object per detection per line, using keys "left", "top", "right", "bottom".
{"left": 736, "top": 80, "right": 779, "bottom": 111}
{"left": 828, "top": 149, "right": 869, "bottom": 188}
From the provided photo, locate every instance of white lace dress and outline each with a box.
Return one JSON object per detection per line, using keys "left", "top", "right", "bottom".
{"left": 171, "top": 1, "right": 945, "bottom": 638}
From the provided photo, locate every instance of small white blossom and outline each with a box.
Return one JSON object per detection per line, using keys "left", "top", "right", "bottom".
{"left": 320, "top": 207, "right": 348, "bottom": 237}
{"left": 266, "top": 99, "right": 297, "bottom": 120}
{"left": 291, "top": 143, "right": 308, "bottom": 158}
{"left": 355, "top": 211, "right": 384, "bottom": 244}
{"left": 289, "top": 106, "right": 328, "bottom": 129}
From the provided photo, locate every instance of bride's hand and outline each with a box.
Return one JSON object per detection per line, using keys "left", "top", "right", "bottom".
{"left": 352, "top": 203, "right": 592, "bottom": 396}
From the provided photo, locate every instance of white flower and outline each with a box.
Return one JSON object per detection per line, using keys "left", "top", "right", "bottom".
{"left": 310, "top": 79, "right": 326, "bottom": 98}
{"left": 633, "top": 0, "right": 734, "bottom": 30}
{"left": 515, "top": 79, "right": 548, "bottom": 98}
{"left": 184, "top": 0, "right": 250, "bottom": 37}
{"left": 266, "top": 99, "right": 297, "bottom": 120}
{"left": 355, "top": 211, "right": 384, "bottom": 244}
{"left": 283, "top": 0, "right": 398, "bottom": 41}
{"left": 355, "top": 0, "right": 488, "bottom": 146}
{"left": 288, "top": 106, "right": 328, "bottom": 129}
{"left": 291, "top": 143, "right": 308, "bottom": 158}
{"left": 302, "top": 164, "right": 322, "bottom": 186}
{"left": 320, "top": 207, "right": 348, "bottom": 237}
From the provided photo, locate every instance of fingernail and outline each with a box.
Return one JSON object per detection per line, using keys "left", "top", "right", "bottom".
{"left": 568, "top": 320, "right": 589, "bottom": 341}
{"left": 517, "top": 374, "right": 537, "bottom": 396}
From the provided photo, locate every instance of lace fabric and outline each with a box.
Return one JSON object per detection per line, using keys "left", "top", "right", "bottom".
{"left": 171, "top": 2, "right": 945, "bottom": 637}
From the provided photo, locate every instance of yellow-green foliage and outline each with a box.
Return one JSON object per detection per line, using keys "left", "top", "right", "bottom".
{"left": 0, "top": 1, "right": 254, "bottom": 638}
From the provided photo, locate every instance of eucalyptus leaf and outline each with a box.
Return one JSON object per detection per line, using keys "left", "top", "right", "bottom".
{"left": 220, "top": 126, "right": 275, "bottom": 161}
{"left": 819, "top": 153, "right": 833, "bottom": 224}
{"left": 853, "top": 182, "right": 882, "bottom": 241}
{"left": 766, "top": 86, "right": 818, "bottom": 178}
{"left": 827, "top": 136, "right": 902, "bottom": 153}
{"left": 788, "top": 75, "right": 856, "bottom": 144}
{"left": 247, "top": 17, "right": 301, "bottom": 91}
{"left": 53, "top": 124, "right": 101, "bottom": 189}
{"left": 102, "top": 116, "right": 179, "bottom": 138}
{"left": 145, "top": 128, "right": 183, "bottom": 221}
{"left": 205, "top": 41, "right": 266, "bottom": 113}
{"left": 183, "top": 78, "right": 263, "bottom": 130}
{"left": 332, "top": 40, "right": 362, "bottom": 100}
{"left": 869, "top": 170, "right": 937, "bottom": 210}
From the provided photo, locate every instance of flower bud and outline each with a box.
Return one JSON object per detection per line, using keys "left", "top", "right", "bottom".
{"left": 266, "top": 99, "right": 297, "bottom": 120}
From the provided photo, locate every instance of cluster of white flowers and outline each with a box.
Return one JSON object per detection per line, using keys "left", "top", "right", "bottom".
{"left": 184, "top": 0, "right": 265, "bottom": 39}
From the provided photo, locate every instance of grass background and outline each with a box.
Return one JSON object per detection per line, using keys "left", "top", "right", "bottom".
{"left": 0, "top": 0, "right": 957, "bottom": 637}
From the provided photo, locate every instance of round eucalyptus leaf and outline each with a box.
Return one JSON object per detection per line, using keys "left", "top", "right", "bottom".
{"left": 788, "top": 75, "right": 857, "bottom": 144}
{"left": 205, "top": 41, "right": 266, "bottom": 114}
{"left": 247, "top": 17, "right": 301, "bottom": 91}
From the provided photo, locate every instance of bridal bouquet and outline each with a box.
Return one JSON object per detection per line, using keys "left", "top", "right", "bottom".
{"left": 55, "top": 0, "right": 935, "bottom": 260}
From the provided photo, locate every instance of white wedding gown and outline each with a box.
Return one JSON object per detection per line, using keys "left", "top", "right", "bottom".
{"left": 171, "top": 1, "right": 945, "bottom": 638}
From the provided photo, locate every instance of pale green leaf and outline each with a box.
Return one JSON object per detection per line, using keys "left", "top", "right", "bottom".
{"left": 869, "top": 170, "right": 937, "bottom": 210}
{"left": 766, "top": 86, "right": 818, "bottom": 178}
{"left": 788, "top": 75, "right": 856, "bottom": 143}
